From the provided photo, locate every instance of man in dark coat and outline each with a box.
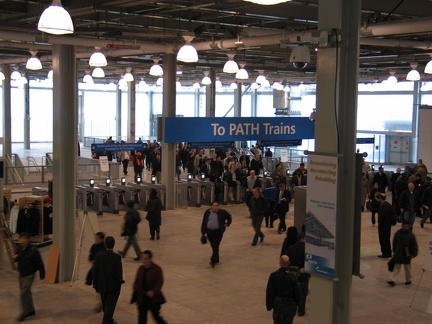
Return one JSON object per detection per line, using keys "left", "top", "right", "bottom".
{"left": 420, "top": 183, "right": 432, "bottom": 228}
{"left": 201, "top": 201, "right": 232, "bottom": 267}
{"left": 372, "top": 166, "right": 389, "bottom": 193}
{"left": 145, "top": 189, "right": 163, "bottom": 240}
{"left": 93, "top": 236, "right": 123, "bottom": 324}
{"left": 13, "top": 232, "right": 45, "bottom": 322}
{"left": 276, "top": 182, "right": 292, "bottom": 234}
{"left": 119, "top": 200, "right": 142, "bottom": 260}
{"left": 248, "top": 187, "right": 270, "bottom": 246}
{"left": 398, "top": 182, "right": 421, "bottom": 229}
{"left": 132, "top": 250, "right": 167, "bottom": 324}
{"left": 377, "top": 194, "right": 395, "bottom": 258}
{"left": 387, "top": 221, "right": 418, "bottom": 286}
{"left": 266, "top": 255, "right": 300, "bottom": 324}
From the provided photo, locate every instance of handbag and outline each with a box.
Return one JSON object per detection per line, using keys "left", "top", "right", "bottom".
{"left": 387, "top": 258, "right": 396, "bottom": 272}
{"left": 366, "top": 199, "right": 371, "bottom": 211}
{"left": 200, "top": 235, "right": 207, "bottom": 244}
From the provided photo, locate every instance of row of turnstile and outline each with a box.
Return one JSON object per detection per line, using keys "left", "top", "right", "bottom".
{"left": 75, "top": 182, "right": 166, "bottom": 215}
{"left": 74, "top": 179, "right": 243, "bottom": 215}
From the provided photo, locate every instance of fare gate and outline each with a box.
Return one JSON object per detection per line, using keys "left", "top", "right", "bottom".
{"left": 176, "top": 181, "right": 188, "bottom": 208}
{"left": 97, "top": 184, "right": 121, "bottom": 214}
{"left": 81, "top": 185, "right": 104, "bottom": 215}
{"left": 143, "top": 182, "right": 167, "bottom": 210}
{"left": 127, "top": 182, "right": 150, "bottom": 210}
{"left": 199, "top": 180, "right": 215, "bottom": 206}
{"left": 115, "top": 183, "right": 146, "bottom": 210}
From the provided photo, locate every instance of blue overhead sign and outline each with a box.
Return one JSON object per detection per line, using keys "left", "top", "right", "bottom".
{"left": 164, "top": 117, "right": 314, "bottom": 143}
{"left": 92, "top": 143, "right": 146, "bottom": 152}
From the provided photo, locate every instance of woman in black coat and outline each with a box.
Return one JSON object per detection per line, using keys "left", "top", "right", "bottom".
{"left": 145, "top": 189, "right": 163, "bottom": 240}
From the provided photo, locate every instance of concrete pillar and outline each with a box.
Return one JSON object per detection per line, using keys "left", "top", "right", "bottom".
{"left": 311, "top": 0, "right": 361, "bottom": 323}
{"left": 194, "top": 88, "right": 200, "bottom": 117}
{"left": 2, "top": 64, "right": 11, "bottom": 157}
{"left": 52, "top": 44, "right": 77, "bottom": 282}
{"left": 205, "top": 70, "right": 216, "bottom": 117}
{"left": 127, "top": 79, "right": 136, "bottom": 143}
{"left": 116, "top": 86, "right": 122, "bottom": 141}
{"left": 233, "top": 83, "right": 241, "bottom": 117}
{"left": 23, "top": 82, "right": 30, "bottom": 149}
{"left": 161, "top": 53, "right": 176, "bottom": 210}
{"left": 410, "top": 81, "right": 420, "bottom": 162}
{"left": 251, "top": 89, "right": 257, "bottom": 117}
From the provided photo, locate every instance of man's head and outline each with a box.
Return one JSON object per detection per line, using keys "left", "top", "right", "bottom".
{"left": 127, "top": 200, "right": 135, "bottom": 208}
{"left": 280, "top": 255, "right": 290, "bottom": 268}
{"left": 141, "top": 250, "right": 153, "bottom": 268}
{"left": 299, "top": 163, "right": 305, "bottom": 170}
{"left": 401, "top": 220, "right": 410, "bottom": 231}
{"left": 396, "top": 167, "right": 402, "bottom": 173}
{"left": 19, "top": 232, "right": 31, "bottom": 247}
{"left": 94, "top": 232, "right": 105, "bottom": 244}
{"left": 252, "top": 187, "right": 261, "bottom": 198}
{"left": 408, "top": 182, "right": 415, "bottom": 192}
{"left": 379, "top": 166, "right": 384, "bottom": 173}
{"left": 250, "top": 170, "right": 256, "bottom": 178}
{"left": 211, "top": 201, "right": 219, "bottom": 212}
{"left": 105, "top": 236, "right": 115, "bottom": 249}
{"left": 279, "top": 183, "right": 286, "bottom": 190}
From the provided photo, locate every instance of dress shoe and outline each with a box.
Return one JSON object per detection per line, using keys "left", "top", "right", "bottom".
{"left": 378, "top": 255, "right": 391, "bottom": 258}
{"left": 16, "top": 314, "right": 26, "bottom": 322}
{"left": 386, "top": 280, "right": 395, "bottom": 287}
{"left": 156, "top": 233, "right": 160, "bottom": 240}
{"left": 298, "top": 311, "right": 305, "bottom": 317}
{"left": 25, "top": 311, "right": 35, "bottom": 317}
{"left": 420, "top": 222, "right": 424, "bottom": 228}
{"left": 150, "top": 237, "right": 155, "bottom": 240}
{"left": 260, "top": 235, "right": 265, "bottom": 243}
{"left": 251, "top": 242, "right": 257, "bottom": 246}
{"left": 209, "top": 261, "right": 216, "bottom": 268}
{"left": 405, "top": 281, "right": 412, "bottom": 285}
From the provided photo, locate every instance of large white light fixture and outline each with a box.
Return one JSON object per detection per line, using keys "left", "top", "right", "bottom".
{"left": 215, "top": 78, "right": 223, "bottom": 89}
{"left": 406, "top": 62, "right": 420, "bottom": 81}
{"left": 149, "top": 57, "right": 163, "bottom": 76}
{"left": 20, "top": 74, "right": 28, "bottom": 85}
{"left": 250, "top": 82, "right": 260, "bottom": 90}
{"left": 89, "top": 47, "right": 107, "bottom": 67}
{"left": 425, "top": 56, "right": 432, "bottom": 74}
{"left": 387, "top": 71, "right": 397, "bottom": 85}
{"left": 26, "top": 51, "right": 42, "bottom": 70}
{"left": 124, "top": 67, "right": 134, "bottom": 82}
{"left": 156, "top": 77, "right": 163, "bottom": 86}
{"left": 223, "top": 53, "right": 239, "bottom": 73}
{"left": 37, "top": 0, "right": 74, "bottom": 35}
{"left": 192, "top": 82, "right": 201, "bottom": 90}
{"left": 0, "top": 68, "right": 5, "bottom": 81}
{"left": 236, "top": 62, "right": 249, "bottom": 80}
{"left": 256, "top": 70, "right": 266, "bottom": 84}
{"left": 177, "top": 35, "right": 199, "bottom": 63}
{"left": 243, "top": 0, "right": 292, "bottom": 5}
{"left": 92, "top": 67, "right": 105, "bottom": 78}
{"left": 11, "top": 67, "right": 21, "bottom": 81}
{"left": 83, "top": 71, "right": 93, "bottom": 83}
{"left": 229, "top": 82, "right": 238, "bottom": 90}
{"left": 47, "top": 69, "right": 53, "bottom": 80}
{"left": 201, "top": 71, "right": 212, "bottom": 85}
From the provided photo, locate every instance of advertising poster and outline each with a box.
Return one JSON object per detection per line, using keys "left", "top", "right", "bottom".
{"left": 304, "top": 153, "right": 338, "bottom": 278}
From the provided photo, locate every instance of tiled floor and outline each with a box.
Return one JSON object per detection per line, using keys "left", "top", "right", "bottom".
{"left": 1, "top": 143, "right": 432, "bottom": 323}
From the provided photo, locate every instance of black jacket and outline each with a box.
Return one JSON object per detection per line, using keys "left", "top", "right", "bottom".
{"left": 398, "top": 189, "right": 421, "bottom": 215}
{"left": 122, "top": 208, "right": 141, "bottom": 236}
{"left": 15, "top": 244, "right": 45, "bottom": 279}
{"left": 266, "top": 267, "right": 300, "bottom": 310}
{"left": 145, "top": 197, "right": 163, "bottom": 225}
{"left": 201, "top": 208, "right": 232, "bottom": 236}
{"left": 93, "top": 250, "right": 123, "bottom": 293}
{"left": 392, "top": 228, "right": 418, "bottom": 264}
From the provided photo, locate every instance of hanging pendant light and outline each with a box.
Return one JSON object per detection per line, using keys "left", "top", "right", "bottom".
{"left": 229, "top": 82, "right": 238, "bottom": 90}
{"left": 243, "top": 0, "right": 292, "bottom": 5}
{"left": 92, "top": 67, "right": 105, "bottom": 78}
{"left": 256, "top": 70, "right": 266, "bottom": 84}
{"left": 406, "top": 62, "right": 420, "bottom": 81}
{"left": 223, "top": 53, "right": 239, "bottom": 73}
{"left": 156, "top": 77, "right": 163, "bottom": 86}
{"left": 0, "top": 68, "right": 5, "bottom": 81}
{"left": 89, "top": 47, "right": 107, "bottom": 67}
{"left": 387, "top": 71, "right": 397, "bottom": 84}
{"left": 124, "top": 67, "right": 134, "bottom": 82}
{"left": 47, "top": 69, "right": 53, "bottom": 80}
{"left": 425, "top": 56, "right": 432, "bottom": 74}
{"left": 83, "top": 70, "right": 93, "bottom": 83}
{"left": 250, "top": 82, "right": 260, "bottom": 90}
{"left": 215, "top": 78, "right": 223, "bottom": 89}
{"left": 192, "top": 82, "right": 201, "bottom": 90}
{"left": 11, "top": 67, "right": 21, "bottom": 81}
{"left": 26, "top": 51, "right": 43, "bottom": 70}
{"left": 38, "top": 0, "right": 74, "bottom": 35}
{"left": 201, "top": 71, "right": 212, "bottom": 85}
{"left": 235, "top": 62, "right": 249, "bottom": 80}
{"left": 149, "top": 56, "right": 163, "bottom": 76}
{"left": 177, "top": 35, "right": 199, "bottom": 63}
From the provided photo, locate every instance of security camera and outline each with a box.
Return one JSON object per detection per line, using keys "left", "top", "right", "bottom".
{"left": 290, "top": 45, "right": 311, "bottom": 70}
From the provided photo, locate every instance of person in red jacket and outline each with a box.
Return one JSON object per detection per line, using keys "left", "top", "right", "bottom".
{"left": 132, "top": 250, "right": 167, "bottom": 324}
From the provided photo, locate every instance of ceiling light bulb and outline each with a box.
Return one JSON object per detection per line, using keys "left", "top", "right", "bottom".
{"left": 83, "top": 71, "right": 93, "bottom": 83}
{"left": 26, "top": 51, "right": 42, "bottom": 70}
{"left": 425, "top": 59, "right": 432, "bottom": 74}
{"left": 11, "top": 69, "right": 21, "bottom": 80}
{"left": 92, "top": 67, "right": 105, "bottom": 78}
{"left": 215, "top": 79, "right": 222, "bottom": 88}
{"left": 149, "top": 64, "right": 163, "bottom": 76}
{"left": 250, "top": 82, "right": 260, "bottom": 89}
{"left": 256, "top": 70, "right": 266, "bottom": 84}
{"left": 89, "top": 48, "right": 107, "bottom": 67}
{"left": 229, "top": 82, "right": 238, "bottom": 90}
{"left": 236, "top": 63, "right": 249, "bottom": 80}
{"left": 406, "top": 63, "right": 420, "bottom": 81}
{"left": 202, "top": 71, "right": 212, "bottom": 85}
{"left": 223, "top": 54, "right": 239, "bottom": 73}
{"left": 243, "top": 0, "right": 292, "bottom": 5}
{"left": 193, "top": 82, "right": 201, "bottom": 89}
{"left": 387, "top": 72, "right": 397, "bottom": 85}
{"left": 124, "top": 67, "right": 134, "bottom": 82}
{"left": 156, "top": 77, "right": 163, "bottom": 86}
{"left": 37, "top": 0, "right": 74, "bottom": 35}
{"left": 177, "top": 35, "right": 199, "bottom": 63}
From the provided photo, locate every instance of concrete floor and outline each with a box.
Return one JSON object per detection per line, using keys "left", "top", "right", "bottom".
{"left": 1, "top": 143, "right": 432, "bottom": 323}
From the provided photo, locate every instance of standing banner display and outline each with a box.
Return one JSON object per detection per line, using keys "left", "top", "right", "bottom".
{"left": 99, "top": 156, "right": 109, "bottom": 172}
{"left": 280, "top": 149, "right": 288, "bottom": 163}
{"left": 304, "top": 153, "right": 338, "bottom": 278}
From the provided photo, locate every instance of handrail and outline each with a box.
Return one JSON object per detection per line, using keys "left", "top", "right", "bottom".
{"left": 4, "top": 154, "right": 24, "bottom": 185}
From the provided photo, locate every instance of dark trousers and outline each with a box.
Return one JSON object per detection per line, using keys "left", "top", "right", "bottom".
{"left": 19, "top": 273, "right": 35, "bottom": 315}
{"left": 122, "top": 159, "right": 129, "bottom": 175}
{"left": 138, "top": 302, "right": 167, "bottom": 324}
{"left": 378, "top": 225, "right": 392, "bottom": 256}
{"left": 421, "top": 208, "right": 432, "bottom": 225}
{"left": 265, "top": 201, "right": 276, "bottom": 227}
{"left": 207, "top": 229, "right": 223, "bottom": 263}
{"left": 121, "top": 234, "right": 141, "bottom": 258}
{"left": 278, "top": 211, "right": 287, "bottom": 233}
{"left": 252, "top": 216, "right": 264, "bottom": 244}
{"left": 298, "top": 274, "right": 310, "bottom": 315}
{"left": 100, "top": 290, "right": 120, "bottom": 324}
{"left": 149, "top": 223, "right": 160, "bottom": 240}
{"left": 272, "top": 298, "right": 297, "bottom": 324}
{"left": 371, "top": 212, "right": 376, "bottom": 225}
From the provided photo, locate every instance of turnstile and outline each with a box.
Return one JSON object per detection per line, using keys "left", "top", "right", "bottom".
{"left": 81, "top": 185, "right": 104, "bottom": 215}
{"left": 115, "top": 183, "right": 146, "bottom": 210}
{"left": 97, "top": 184, "right": 121, "bottom": 214}
{"left": 176, "top": 181, "right": 189, "bottom": 208}
{"left": 235, "top": 180, "right": 243, "bottom": 203}
{"left": 127, "top": 182, "right": 149, "bottom": 210}
{"left": 199, "top": 180, "right": 215, "bottom": 206}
